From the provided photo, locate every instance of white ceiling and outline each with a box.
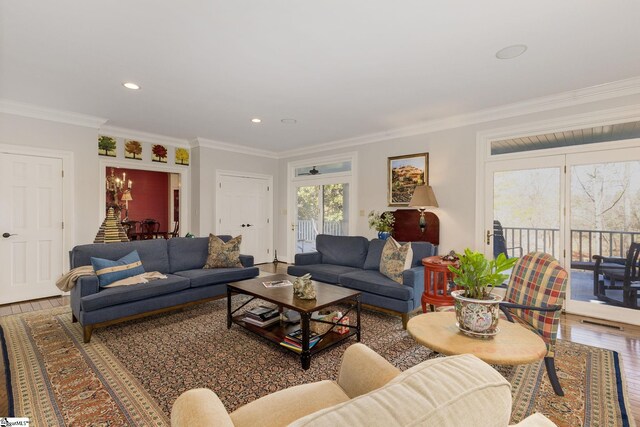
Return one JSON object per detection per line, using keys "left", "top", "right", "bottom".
{"left": 2, "top": 1, "right": 640, "bottom": 152}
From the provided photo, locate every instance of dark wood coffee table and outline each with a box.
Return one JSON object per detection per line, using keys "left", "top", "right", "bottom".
{"left": 227, "top": 273, "right": 361, "bottom": 369}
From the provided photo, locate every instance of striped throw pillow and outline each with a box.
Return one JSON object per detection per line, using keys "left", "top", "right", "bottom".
{"left": 91, "top": 250, "right": 146, "bottom": 288}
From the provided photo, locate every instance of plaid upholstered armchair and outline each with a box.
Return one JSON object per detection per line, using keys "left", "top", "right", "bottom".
{"left": 499, "top": 252, "right": 568, "bottom": 396}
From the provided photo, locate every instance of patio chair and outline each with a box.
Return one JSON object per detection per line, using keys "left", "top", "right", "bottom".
{"left": 493, "top": 220, "right": 523, "bottom": 259}
{"left": 499, "top": 252, "right": 568, "bottom": 396}
{"left": 593, "top": 242, "right": 640, "bottom": 309}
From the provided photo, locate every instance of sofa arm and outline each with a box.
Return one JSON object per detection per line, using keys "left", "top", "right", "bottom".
{"left": 403, "top": 266, "right": 425, "bottom": 295}
{"left": 239, "top": 254, "right": 254, "bottom": 268}
{"left": 75, "top": 275, "right": 100, "bottom": 297}
{"left": 171, "top": 388, "right": 234, "bottom": 427}
{"left": 337, "top": 343, "right": 400, "bottom": 398}
{"left": 294, "top": 251, "right": 322, "bottom": 266}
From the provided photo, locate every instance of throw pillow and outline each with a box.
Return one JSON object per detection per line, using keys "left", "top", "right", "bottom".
{"left": 379, "top": 238, "right": 413, "bottom": 284}
{"left": 91, "top": 250, "right": 146, "bottom": 288}
{"left": 204, "top": 234, "right": 243, "bottom": 268}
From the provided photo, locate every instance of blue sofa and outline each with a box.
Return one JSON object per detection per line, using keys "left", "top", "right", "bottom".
{"left": 70, "top": 236, "right": 259, "bottom": 342}
{"left": 288, "top": 235, "right": 437, "bottom": 328}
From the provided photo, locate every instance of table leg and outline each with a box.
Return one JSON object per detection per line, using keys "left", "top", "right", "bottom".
{"left": 301, "top": 312, "right": 311, "bottom": 370}
{"left": 226, "top": 288, "right": 232, "bottom": 329}
{"left": 356, "top": 296, "right": 361, "bottom": 342}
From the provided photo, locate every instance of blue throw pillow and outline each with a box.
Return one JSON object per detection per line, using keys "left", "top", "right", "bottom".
{"left": 91, "top": 250, "right": 146, "bottom": 288}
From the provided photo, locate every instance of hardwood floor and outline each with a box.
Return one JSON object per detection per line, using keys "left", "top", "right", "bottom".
{"left": 0, "top": 264, "right": 637, "bottom": 423}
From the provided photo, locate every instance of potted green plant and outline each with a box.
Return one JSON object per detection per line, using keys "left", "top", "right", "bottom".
{"left": 447, "top": 249, "right": 517, "bottom": 338}
{"left": 367, "top": 211, "right": 395, "bottom": 240}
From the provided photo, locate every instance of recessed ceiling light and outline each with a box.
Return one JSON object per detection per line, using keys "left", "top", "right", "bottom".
{"left": 251, "top": 118, "right": 262, "bottom": 123}
{"left": 281, "top": 119, "right": 297, "bottom": 124}
{"left": 122, "top": 82, "right": 141, "bottom": 90}
{"left": 495, "top": 44, "right": 527, "bottom": 60}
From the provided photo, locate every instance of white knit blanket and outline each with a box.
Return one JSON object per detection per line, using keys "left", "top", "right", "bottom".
{"left": 56, "top": 266, "right": 167, "bottom": 292}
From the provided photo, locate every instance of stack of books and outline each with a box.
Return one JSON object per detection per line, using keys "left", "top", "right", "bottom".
{"left": 280, "top": 329, "right": 321, "bottom": 353}
{"left": 243, "top": 305, "right": 280, "bottom": 327}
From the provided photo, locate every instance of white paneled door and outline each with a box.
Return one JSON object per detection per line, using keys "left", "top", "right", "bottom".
{"left": 217, "top": 174, "right": 272, "bottom": 264}
{"left": 0, "top": 153, "right": 64, "bottom": 304}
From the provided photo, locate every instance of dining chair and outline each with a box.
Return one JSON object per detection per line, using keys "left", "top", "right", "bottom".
{"left": 140, "top": 219, "right": 160, "bottom": 240}
{"left": 121, "top": 220, "right": 140, "bottom": 240}
{"left": 499, "top": 252, "right": 568, "bottom": 396}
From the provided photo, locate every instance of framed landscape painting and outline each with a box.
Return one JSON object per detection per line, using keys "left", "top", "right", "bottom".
{"left": 388, "top": 152, "right": 428, "bottom": 206}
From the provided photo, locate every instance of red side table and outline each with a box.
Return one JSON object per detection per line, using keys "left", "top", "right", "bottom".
{"left": 421, "top": 256, "right": 459, "bottom": 313}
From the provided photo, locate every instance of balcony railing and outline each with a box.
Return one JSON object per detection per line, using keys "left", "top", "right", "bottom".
{"left": 297, "top": 220, "right": 346, "bottom": 242}
{"left": 502, "top": 226, "right": 640, "bottom": 263}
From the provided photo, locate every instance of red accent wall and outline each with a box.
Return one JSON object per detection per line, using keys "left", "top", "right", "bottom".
{"left": 108, "top": 168, "right": 170, "bottom": 230}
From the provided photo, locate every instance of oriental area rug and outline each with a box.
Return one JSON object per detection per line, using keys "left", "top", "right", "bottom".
{"left": 0, "top": 302, "right": 635, "bottom": 427}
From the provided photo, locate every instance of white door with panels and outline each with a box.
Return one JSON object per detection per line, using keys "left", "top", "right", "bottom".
{"left": 217, "top": 174, "right": 272, "bottom": 264}
{"left": 0, "top": 153, "right": 64, "bottom": 304}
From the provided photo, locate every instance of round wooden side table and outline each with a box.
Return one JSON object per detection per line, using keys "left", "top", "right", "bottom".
{"left": 421, "top": 256, "right": 459, "bottom": 313}
{"left": 407, "top": 312, "right": 547, "bottom": 365}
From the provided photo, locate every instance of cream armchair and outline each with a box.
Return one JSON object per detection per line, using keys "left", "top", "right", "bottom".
{"left": 171, "top": 343, "right": 555, "bottom": 427}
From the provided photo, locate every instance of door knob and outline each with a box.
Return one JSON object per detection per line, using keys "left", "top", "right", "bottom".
{"left": 486, "top": 230, "right": 493, "bottom": 245}
{"left": 246, "top": 224, "right": 252, "bottom": 227}
{"left": 2, "top": 233, "right": 17, "bottom": 238}
{"left": 241, "top": 224, "right": 246, "bottom": 227}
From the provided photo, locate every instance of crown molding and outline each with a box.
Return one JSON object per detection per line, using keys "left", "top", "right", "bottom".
{"left": 0, "top": 99, "right": 107, "bottom": 128}
{"left": 192, "top": 137, "right": 278, "bottom": 159}
{"left": 278, "top": 75, "right": 640, "bottom": 158}
{"left": 99, "top": 125, "right": 190, "bottom": 147}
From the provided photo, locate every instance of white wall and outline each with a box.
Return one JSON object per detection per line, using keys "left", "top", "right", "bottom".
{"left": 0, "top": 113, "right": 100, "bottom": 245}
{"left": 191, "top": 145, "right": 279, "bottom": 238}
{"left": 276, "top": 93, "right": 640, "bottom": 262}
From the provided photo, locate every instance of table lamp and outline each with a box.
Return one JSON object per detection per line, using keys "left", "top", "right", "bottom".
{"left": 121, "top": 190, "right": 133, "bottom": 221}
{"left": 408, "top": 185, "right": 438, "bottom": 233}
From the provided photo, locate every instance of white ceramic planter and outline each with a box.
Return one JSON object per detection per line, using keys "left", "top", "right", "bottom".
{"left": 451, "top": 290, "right": 502, "bottom": 339}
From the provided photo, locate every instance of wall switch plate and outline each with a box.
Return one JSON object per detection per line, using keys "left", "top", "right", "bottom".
{"left": 359, "top": 209, "right": 365, "bottom": 216}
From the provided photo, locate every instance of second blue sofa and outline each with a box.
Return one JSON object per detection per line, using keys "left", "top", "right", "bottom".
{"left": 288, "top": 235, "right": 437, "bottom": 328}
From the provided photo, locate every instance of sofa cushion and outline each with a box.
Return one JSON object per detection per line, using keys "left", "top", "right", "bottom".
{"left": 231, "top": 380, "right": 349, "bottom": 427}
{"left": 340, "top": 270, "right": 413, "bottom": 301}
{"left": 379, "top": 238, "right": 413, "bottom": 283}
{"left": 410, "top": 241, "right": 437, "bottom": 267}
{"left": 289, "top": 354, "right": 512, "bottom": 427}
{"left": 167, "top": 236, "right": 235, "bottom": 272}
{"left": 175, "top": 267, "right": 260, "bottom": 288}
{"left": 71, "top": 239, "right": 170, "bottom": 274}
{"left": 80, "top": 273, "right": 190, "bottom": 312}
{"left": 204, "top": 234, "right": 243, "bottom": 268}
{"left": 316, "top": 235, "right": 369, "bottom": 269}
{"left": 91, "top": 250, "right": 146, "bottom": 288}
{"left": 363, "top": 239, "right": 386, "bottom": 270}
{"left": 288, "top": 264, "right": 361, "bottom": 284}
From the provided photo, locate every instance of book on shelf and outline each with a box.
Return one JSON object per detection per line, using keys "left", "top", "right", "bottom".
{"left": 285, "top": 328, "right": 320, "bottom": 344}
{"left": 280, "top": 339, "right": 320, "bottom": 353}
{"left": 262, "top": 279, "right": 293, "bottom": 288}
{"left": 242, "top": 315, "right": 280, "bottom": 328}
{"left": 244, "top": 306, "right": 279, "bottom": 322}
{"left": 283, "top": 336, "right": 320, "bottom": 347}
{"left": 246, "top": 305, "right": 276, "bottom": 317}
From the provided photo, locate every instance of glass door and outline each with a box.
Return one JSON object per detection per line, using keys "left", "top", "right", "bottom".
{"left": 484, "top": 147, "right": 640, "bottom": 325}
{"left": 565, "top": 147, "right": 640, "bottom": 324}
{"left": 485, "top": 156, "right": 565, "bottom": 265}
{"left": 295, "top": 182, "right": 350, "bottom": 254}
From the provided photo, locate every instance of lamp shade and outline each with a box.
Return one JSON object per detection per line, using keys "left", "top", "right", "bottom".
{"left": 121, "top": 191, "right": 133, "bottom": 202}
{"left": 408, "top": 185, "right": 438, "bottom": 208}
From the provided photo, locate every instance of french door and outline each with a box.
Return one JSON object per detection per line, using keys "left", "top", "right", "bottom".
{"left": 294, "top": 179, "right": 350, "bottom": 254}
{"left": 0, "top": 153, "right": 64, "bottom": 304}
{"left": 485, "top": 146, "right": 640, "bottom": 325}
{"left": 217, "top": 174, "right": 272, "bottom": 264}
